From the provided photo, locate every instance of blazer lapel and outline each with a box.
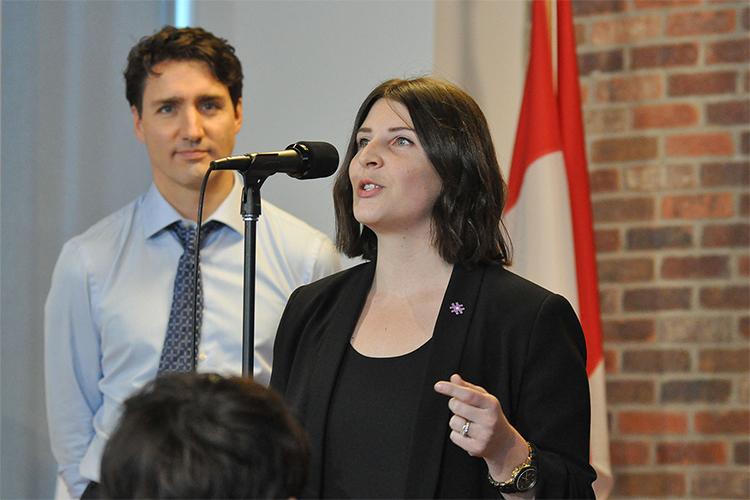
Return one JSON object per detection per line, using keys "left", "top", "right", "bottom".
{"left": 404, "top": 263, "right": 487, "bottom": 498}
{"left": 303, "top": 262, "right": 376, "bottom": 497}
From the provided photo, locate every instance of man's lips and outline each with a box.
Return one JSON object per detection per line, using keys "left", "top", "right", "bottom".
{"left": 175, "top": 149, "right": 210, "bottom": 161}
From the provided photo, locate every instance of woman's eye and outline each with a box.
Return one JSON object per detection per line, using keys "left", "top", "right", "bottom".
{"left": 395, "top": 137, "right": 413, "bottom": 146}
{"left": 356, "top": 138, "right": 369, "bottom": 149}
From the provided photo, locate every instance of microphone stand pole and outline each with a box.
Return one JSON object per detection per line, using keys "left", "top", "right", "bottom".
{"left": 239, "top": 173, "right": 267, "bottom": 379}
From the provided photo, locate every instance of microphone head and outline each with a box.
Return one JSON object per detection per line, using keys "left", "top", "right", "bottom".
{"left": 286, "top": 141, "right": 339, "bottom": 179}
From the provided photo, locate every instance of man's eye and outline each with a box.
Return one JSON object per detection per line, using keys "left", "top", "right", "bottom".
{"left": 157, "top": 105, "right": 174, "bottom": 114}
{"left": 201, "top": 101, "right": 221, "bottom": 111}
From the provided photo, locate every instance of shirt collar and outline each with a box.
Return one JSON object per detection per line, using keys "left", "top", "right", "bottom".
{"left": 141, "top": 172, "right": 244, "bottom": 239}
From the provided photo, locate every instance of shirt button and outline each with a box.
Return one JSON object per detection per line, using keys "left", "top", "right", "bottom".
{"left": 198, "top": 352, "right": 207, "bottom": 361}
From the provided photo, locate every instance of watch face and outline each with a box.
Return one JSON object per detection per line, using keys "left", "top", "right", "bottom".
{"left": 516, "top": 467, "right": 538, "bottom": 491}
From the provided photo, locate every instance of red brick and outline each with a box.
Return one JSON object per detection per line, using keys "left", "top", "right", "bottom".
{"left": 600, "top": 288, "right": 620, "bottom": 314}
{"left": 585, "top": 108, "right": 628, "bottom": 135}
{"left": 736, "top": 442, "right": 750, "bottom": 465}
{"left": 669, "top": 71, "right": 736, "bottom": 96}
{"left": 662, "top": 379, "right": 731, "bottom": 403}
{"left": 614, "top": 473, "right": 686, "bottom": 497}
{"left": 619, "top": 411, "right": 688, "bottom": 434}
{"left": 634, "top": 0, "right": 699, "bottom": 7}
{"left": 662, "top": 193, "right": 734, "bottom": 219}
{"left": 627, "top": 226, "right": 693, "bottom": 250}
{"left": 657, "top": 442, "right": 727, "bottom": 465}
{"left": 591, "top": 137, "right": 659, "bottom": 162}
{"left": 700, "top": 285, "right": 750, "bottom": 309}
{"left": 593, "top": 197, "right": 655, "bottom": 222}
{"left": 610, "top": 440, "right": 650, "bottom": 466}
{"left": 707, "top": 37, "right": 750, "bottom": 64}
{"left": 702, "top": 223, "right": 750, "bottom": 248}
{"left": 631, "top": 42, "right": 698, "bottom": 69}
{"left": 623, "top": 287, "right": 691, "bottom": 311}
{"left": 575, "top": 23, "right": 585, "bottom": 46}
{"left": 633, "top": 103, "right": 698, "bottom": 128}
{"left": 591, "top": 16, "right": 661, "bottom": 45}
{"left": 659, "top": 316, "right": 732, "bottom": 342}
{"left": 744, "top": 6, "right": 750, "bottom": 30}
{"left": 661, "top": 255, "right": 730, "bottom": 279}
{"left": 741, "top": 316, "right": 750, "bottom": 339}
{"left": 607, "top": 380, "right": 656, "bottom": 404}
{"left": 599, "top": 257, "right": 654, "bottom": 283}
{"left": 578, "top": 49, "right": 623, "bottom": 76}
{"left": 597, "top": 74, "right": 663, "bottom": 102}
{"left": 666, "top": 10, "right": 736, "bottom": 36}
{"left": 696, "top": 410, "right": 750, "bottom": 434}
{"left": 623, "top": 349, "right": 690, "bottom": 373}
{"left": 700, "top": 348, "right": 750, "bottom": 372}
{"left": 665, "top": 133, "right": 734, "bottom": 157}
{"left": 701, "top": 161, "right": 750, "bottom": 187}
{"left": 604, "top": 349, "right": 618, "bottom": 373}
{"left": 590, "top": 169, "right": 619, "bottom": 192}
{"left": 595, "top": 229, "right": 620, "bottom": 252}
{"left": 707, "top": 99, "right": 750, "bottom": 125}
{"left": 691, "top": 471, "right": 750, "bottom": 499}
{"left": 603, "top": 318, "right": 655, "bottom": 342}
{"left": 572, "top": 0, "right": 627, "bottom": 16}
{"left": 742, "top": 130, "right": 750, "bottom": 155}
{"left": 739, "top": 254, "right": 749, "bottom": 276}
{"left": 741, "top": 194, "right": 749, "bottom": 216}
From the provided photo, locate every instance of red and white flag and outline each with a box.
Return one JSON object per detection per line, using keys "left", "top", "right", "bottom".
{"left": 504, "top": 0, "right": 612, "bottom": 496}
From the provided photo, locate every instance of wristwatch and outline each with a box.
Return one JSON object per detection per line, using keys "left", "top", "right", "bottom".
{"left": 487, "top": 441, "right": 537, "bottom": 494}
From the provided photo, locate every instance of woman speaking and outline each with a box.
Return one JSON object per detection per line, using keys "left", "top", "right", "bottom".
{"left": 270, "top": 77, "right": 596, "bottom": 498}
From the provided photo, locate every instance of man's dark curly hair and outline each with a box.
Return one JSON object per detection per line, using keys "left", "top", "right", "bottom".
{"left": 124, "top": 25, "right": 243, "bottom": 115}
{"left": 333, "top": 77, "right": 511, "bottom": 266}
{"left": 100, "top": 373, "right": 309, "bottom": 499}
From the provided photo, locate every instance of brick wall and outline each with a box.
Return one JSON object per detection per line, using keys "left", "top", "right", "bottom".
{"left": 573, "top": 0, "right": 749, "bottom": 497}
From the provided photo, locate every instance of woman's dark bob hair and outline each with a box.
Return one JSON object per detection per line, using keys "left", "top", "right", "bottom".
{"left": 333, "top": 77, "right": 511, "bottom": 266}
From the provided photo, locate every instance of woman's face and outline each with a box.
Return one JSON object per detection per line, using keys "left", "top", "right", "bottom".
{"left": 349, "top": 98, "right": 442, "bottom": 237}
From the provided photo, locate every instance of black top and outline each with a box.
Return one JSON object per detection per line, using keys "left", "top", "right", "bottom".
{"left": 271, "top": 262, "right": 596, "bottom": 498}
{"left": 322, "top": 340, "right": 432, "bottom": 498}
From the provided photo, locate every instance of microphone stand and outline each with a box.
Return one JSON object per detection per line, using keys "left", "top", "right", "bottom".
{"left": 238, "top": 173, "right": 267, "bottom": 379}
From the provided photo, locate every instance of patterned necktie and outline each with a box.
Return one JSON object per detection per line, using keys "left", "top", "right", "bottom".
{"left": 158, "top": 221, "right": 221, "bottom": 373}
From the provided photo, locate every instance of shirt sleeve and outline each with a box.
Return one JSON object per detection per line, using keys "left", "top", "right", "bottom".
{"left": 308, "top": 235, "right": 341, "bottom": 282}
{"left": 44, "top": 240, "right": 103, "bottom": 498}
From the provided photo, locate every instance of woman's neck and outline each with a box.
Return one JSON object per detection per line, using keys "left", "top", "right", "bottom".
{"left": 372, "top": 231, "right": 453, "bottom": 296}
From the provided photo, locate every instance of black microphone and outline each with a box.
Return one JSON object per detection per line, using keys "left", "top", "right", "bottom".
{"left": 210, "top": 141, "right": 339, "bottom": 179}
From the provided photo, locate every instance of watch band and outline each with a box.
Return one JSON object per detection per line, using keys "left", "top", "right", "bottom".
{"left": 487, "top": 441, "right": 538, "bottom": 494}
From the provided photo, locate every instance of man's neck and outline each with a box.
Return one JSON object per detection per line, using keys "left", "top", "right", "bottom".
{"left": 155, "top": 171, "right": 235, "bottom": 221}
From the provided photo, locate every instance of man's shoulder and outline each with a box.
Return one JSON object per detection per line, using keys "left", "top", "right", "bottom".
{"left": 260, "top": 200, "right": 331, "bottom": 243}
{"left": 66, "top": 198, "right": 141, "bottom": 250}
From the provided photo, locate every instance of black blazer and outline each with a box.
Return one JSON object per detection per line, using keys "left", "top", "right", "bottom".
{"left": 271, "top": 261, "right": 596, "bottom": 498}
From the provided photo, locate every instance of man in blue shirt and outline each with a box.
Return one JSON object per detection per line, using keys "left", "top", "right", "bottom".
{"left": 44, "top": 26, "right": 340, "bottom": 498}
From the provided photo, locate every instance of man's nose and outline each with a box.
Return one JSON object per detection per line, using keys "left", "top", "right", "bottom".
{"left": 181, "top": 108, "right": 204, "bottom": 142}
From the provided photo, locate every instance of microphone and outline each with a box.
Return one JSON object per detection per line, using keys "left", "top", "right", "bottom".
{"left": 210, "top": 141, "right": 339, "bottom": 180}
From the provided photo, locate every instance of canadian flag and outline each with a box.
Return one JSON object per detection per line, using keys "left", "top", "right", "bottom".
{"left": 503, "top": 0, "right": 613, "bottom": 497}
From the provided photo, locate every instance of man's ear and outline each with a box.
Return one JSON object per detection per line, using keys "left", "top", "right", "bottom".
{"left": 131, "top": 105, "right": 145, "bottom": 143}
{"left": 234, "top": 98, "right": 243, "bottom": 134}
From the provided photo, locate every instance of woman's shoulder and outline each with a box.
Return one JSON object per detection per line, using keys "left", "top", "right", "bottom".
{"left": 288, "top": 260, "right": 374, "bottom": 306}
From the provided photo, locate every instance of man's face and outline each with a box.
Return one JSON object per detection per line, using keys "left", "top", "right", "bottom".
{"left": 132, "top": 59, "right": 242, "bottom": 199}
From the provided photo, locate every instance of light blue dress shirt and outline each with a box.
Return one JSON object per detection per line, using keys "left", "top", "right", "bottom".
{"left": 44, "top": 175, "right": 340, "bottom": 497}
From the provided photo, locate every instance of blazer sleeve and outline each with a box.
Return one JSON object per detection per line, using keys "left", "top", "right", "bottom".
{"left": 513, "top": 293, "right": 596, "bottom": 498}
{"left": 269, "top": 286, "right": 305, "bottom": 395}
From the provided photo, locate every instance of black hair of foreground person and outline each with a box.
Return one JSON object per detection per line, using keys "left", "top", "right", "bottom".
{"left": 333, "top": 77, "right": 511, "bottom": 266}
{"left": 100, "top": 373, "right": 309, "bottom": 499}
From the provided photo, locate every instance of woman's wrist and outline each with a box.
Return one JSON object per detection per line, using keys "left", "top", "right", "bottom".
{"left": 485, "top": 432, "right": 531, "bottom": 484}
